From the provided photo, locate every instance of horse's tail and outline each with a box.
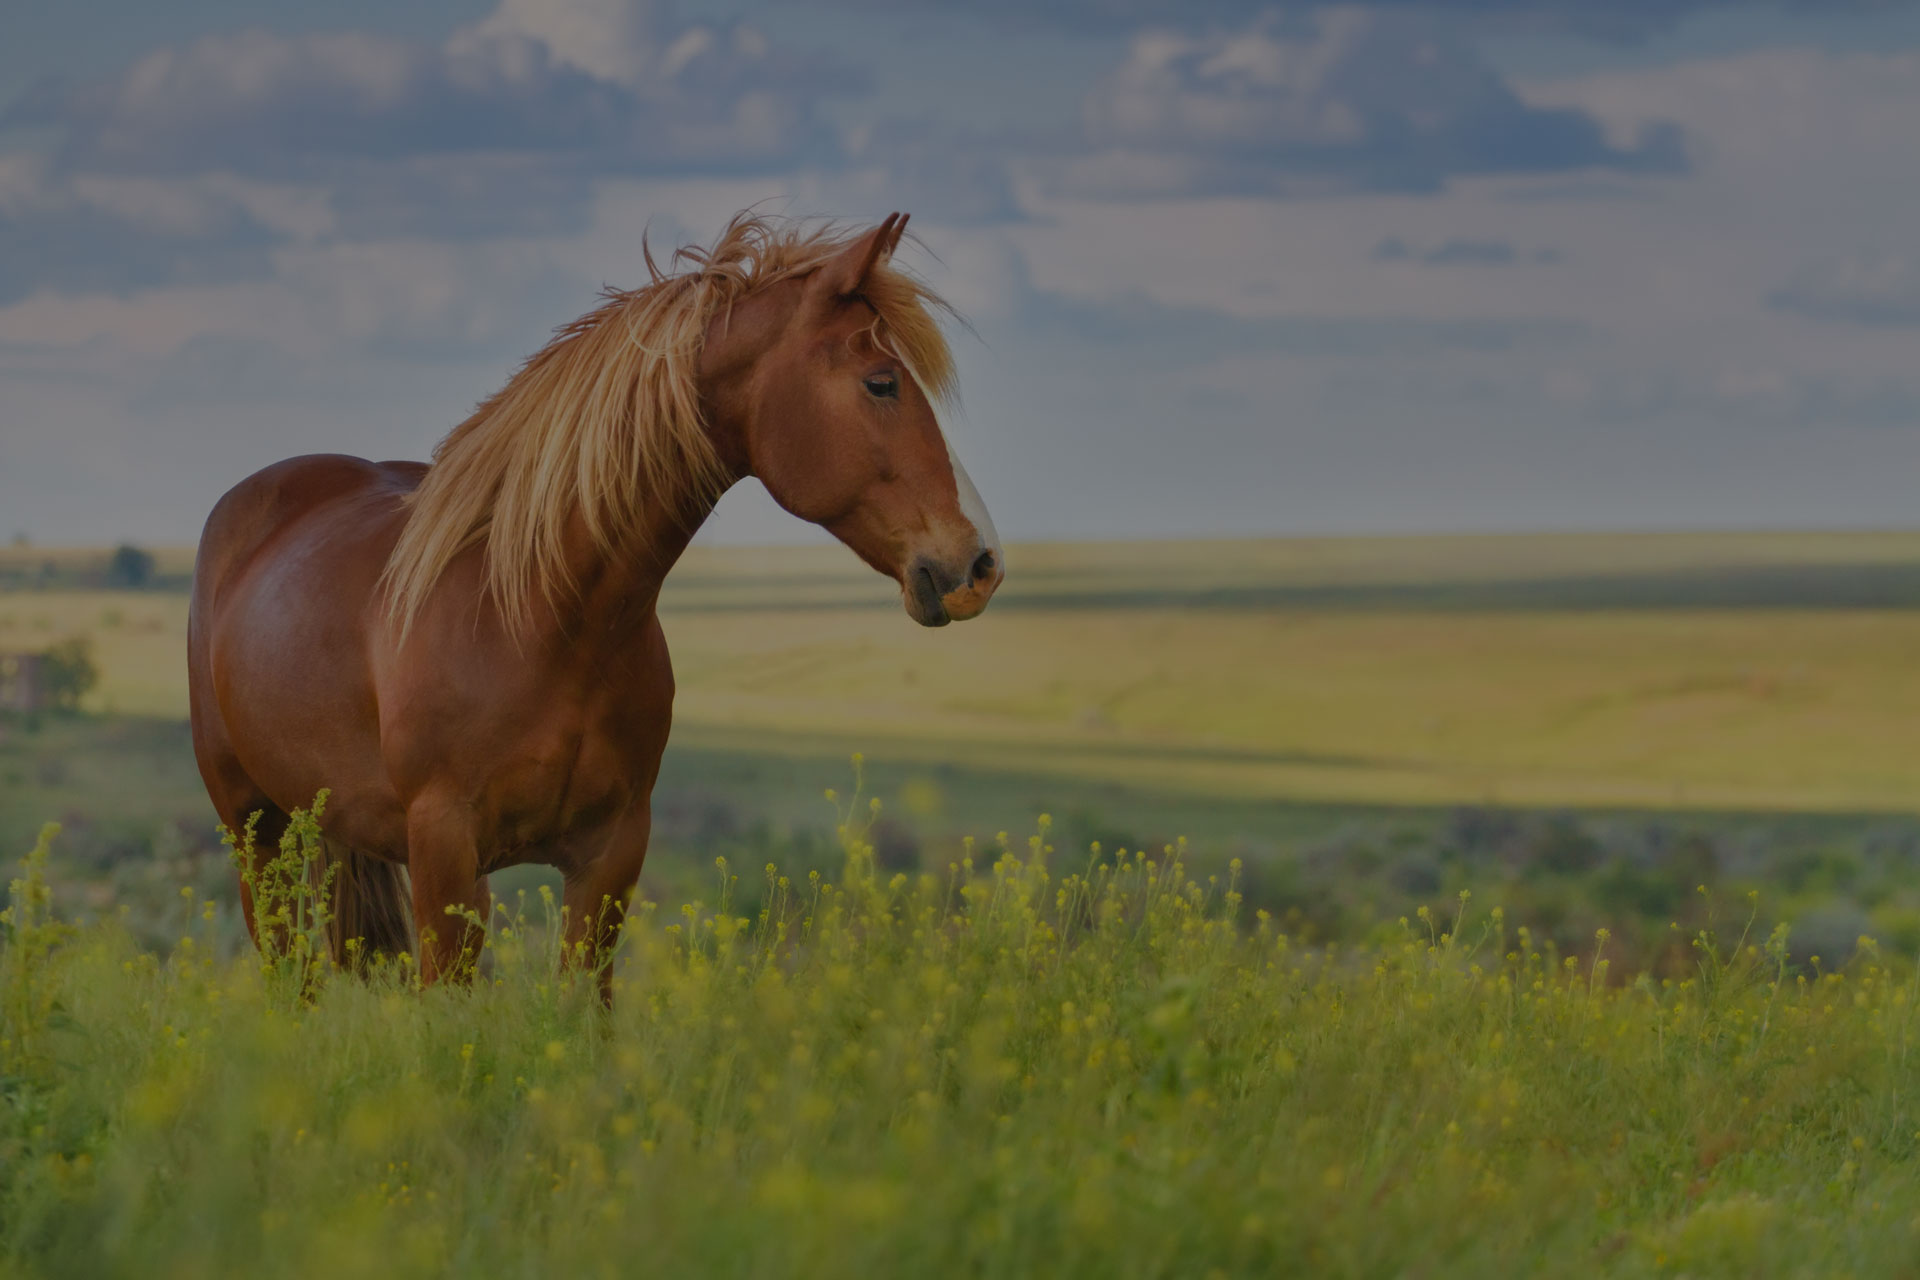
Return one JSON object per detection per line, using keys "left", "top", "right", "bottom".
{"left": 324, "top": 840, "right": 414, "bottom": 971}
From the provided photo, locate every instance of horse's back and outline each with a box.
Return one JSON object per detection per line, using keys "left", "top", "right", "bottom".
{"left": 193, "top": 455, "right": 421, "bottom": 605}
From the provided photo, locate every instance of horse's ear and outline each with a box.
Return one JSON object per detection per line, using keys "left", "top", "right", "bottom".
{"left": 813, "top": 213, "right": 909, "bottom": 299}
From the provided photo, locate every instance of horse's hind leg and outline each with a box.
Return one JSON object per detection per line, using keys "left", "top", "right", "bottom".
{"left": 189, "top": 682, "right": 291, "bottom": 954}
{"left": 324, "top": 839, "right": 416, "bottom": 971}
{"left": 213, "top": 787, "right": 293, "bottom": 955}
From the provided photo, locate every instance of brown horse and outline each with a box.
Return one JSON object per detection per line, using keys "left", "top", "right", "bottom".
{"left": 187, "top": 212, "right": 1002, "bottom": 999}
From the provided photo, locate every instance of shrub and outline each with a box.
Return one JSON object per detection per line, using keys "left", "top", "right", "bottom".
{"left": 106, "top": 543, "right": 155, "bottom": 588}
{"left": 38, "top": 636, "right": 98, "bottom": 710}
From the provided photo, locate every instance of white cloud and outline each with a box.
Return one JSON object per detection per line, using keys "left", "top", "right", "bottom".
{"left": 0, "top": 0, "right": 867, "bottom": 295}
{"left": 458, "top": 0, "right": 672, "bottom": 88}
{"left": 11, "top": 0, "right": 853, "bottom": 179}
{"left": 453, "top": 0, "right": 783, "bottom": 97}
{"left": 1062, "top": 7, "right": 1684, "bottom": 198}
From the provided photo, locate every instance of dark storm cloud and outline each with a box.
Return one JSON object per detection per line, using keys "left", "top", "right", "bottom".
{"left": 1767, "top": 253, "right": 1920, "bottom": 328}
{"left": 1060, "top": 9, "right": 1686, "bottom": 199}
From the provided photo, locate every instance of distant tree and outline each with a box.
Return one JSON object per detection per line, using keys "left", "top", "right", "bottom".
{"left": 107, "top": 544, "right": 155, "bottom": 588}
{"left": 40, "top": 636, "right": 99, "bottom": 711}
{"left": 8, "top": 531, "right": 27, "bottom": 548}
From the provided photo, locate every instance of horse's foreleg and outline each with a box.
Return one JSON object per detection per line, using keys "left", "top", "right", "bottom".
{"left": 562, "top": 806, "right": 652, "bottom": 1007}
{"left": 404, "top": 796, "right": 489, "bottom": 985}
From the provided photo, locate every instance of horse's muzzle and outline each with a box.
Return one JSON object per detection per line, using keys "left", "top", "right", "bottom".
{"left": 905, "top": 547, "right": 1002, "bottom": 627}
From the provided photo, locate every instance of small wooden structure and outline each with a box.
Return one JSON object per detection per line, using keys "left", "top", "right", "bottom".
{"left": 0, "top": 651, "right": 49, "bottom": 713}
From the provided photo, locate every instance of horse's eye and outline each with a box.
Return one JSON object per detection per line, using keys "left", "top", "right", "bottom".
{"left": 863, "top": 373, "right": 898, "bottom": 400}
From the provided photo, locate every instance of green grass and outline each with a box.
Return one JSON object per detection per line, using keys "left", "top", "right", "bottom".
{"left": 6, "top": 818, "right": 1920, "bottom": 1278}
{"left": 7, "top": 534, "right": 1920, "bottom": 1274}
{"left": 10, "top": 713, "right": 1920, "bottom": 973}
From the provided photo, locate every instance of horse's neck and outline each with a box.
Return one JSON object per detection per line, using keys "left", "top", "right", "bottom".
{"left": 553, "top": 284, "right": 774, "bottom": 643}
{"left": 559, "top": 488, "right": 721, "bottom": 641}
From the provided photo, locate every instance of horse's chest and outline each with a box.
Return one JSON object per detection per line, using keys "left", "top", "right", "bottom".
{"left": 481, "top": 717, "right": 663, "bottom": 869}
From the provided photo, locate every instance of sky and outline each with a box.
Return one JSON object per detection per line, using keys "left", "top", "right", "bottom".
{"left": 2, "top": 0, "right": 1918, "bottom": 546}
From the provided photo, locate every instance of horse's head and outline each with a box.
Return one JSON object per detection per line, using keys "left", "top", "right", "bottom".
{"left": 727, "top": 215, "right": 1003, "bottom": 626}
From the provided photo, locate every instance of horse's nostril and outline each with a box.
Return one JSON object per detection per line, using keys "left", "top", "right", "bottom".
{"left": 970, "top": 549, "right": 997, "bottom": 584}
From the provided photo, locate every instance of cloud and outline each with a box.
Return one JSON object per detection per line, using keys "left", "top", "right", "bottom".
{"left": 1419, "top": 238, "right": 1516, "bottom": 265}
{"left": 825, "top": 0, "right": 1880, "bottom": 42}
{"left": 0, "top": 233, "right": 578, "bottom": 373}
{"left": 0, "top": 0, "right": 861, "bottom": 258}
{"left": 11, "top": 5, "right": 853, "bottom": 178}
{"left": 1370, "top": 235, "right": 1564, "bottom": 265}
{"left": 0, "top": 0, "right": 870, "bottom": 291}
{"left": 829, "top": 120, "right": 1028, "bottom": 225}
{"left": 1060, "top": 8, "right": 1686, "bottom": 198}
{"left": 0, "top": 154, "right": 335, "bottom": 304}
{"left": 935, "top": 233, "right": 1587, "bottom": 364}
{"left": 1024, "top": 286, "right": 1585, "bottom": 364}
{"left": 1550, "top": 364, "right": 1920, "bottom": 429}
{"left": 1768, "top": 252, "right": 1920, "bottom": 328}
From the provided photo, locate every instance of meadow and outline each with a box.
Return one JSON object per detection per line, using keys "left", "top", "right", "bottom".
{"left": 7, "top": 813, "right": 1920, "bottom": 1277}
{"left": 4, "top": 531, "right": 1920, "bottom": 1275}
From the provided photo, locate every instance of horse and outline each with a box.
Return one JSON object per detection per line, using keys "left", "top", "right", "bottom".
{"left": 186, "top": 211, "right": 1003, "bottom": 1002}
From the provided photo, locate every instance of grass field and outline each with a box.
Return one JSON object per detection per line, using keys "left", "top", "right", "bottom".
{"left": 5, "top": 531, "right": 1920, "bottom": 960}
{"left": 5, "top": 532, "right": 1920, "bottom": 1275}
{"left": 6, "top": 818, "right": 1920, "bottom": 1278}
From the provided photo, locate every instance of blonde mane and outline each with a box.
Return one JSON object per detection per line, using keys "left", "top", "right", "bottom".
{"left": 381, "top": 212, "right": 958, "bottom": 640}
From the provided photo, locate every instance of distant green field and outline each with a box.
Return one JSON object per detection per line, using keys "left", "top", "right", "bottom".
{"left": 10, "top": 531, "right": 1915, "bottom": 813}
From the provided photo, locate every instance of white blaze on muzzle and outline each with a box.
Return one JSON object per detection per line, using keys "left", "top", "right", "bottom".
{"left": 903, "top": 357, "right": 997, "bottom": 559}
{"left": 944, "top": 434, "right": 1000, "bottom": 566}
